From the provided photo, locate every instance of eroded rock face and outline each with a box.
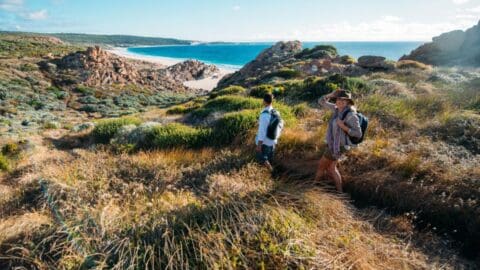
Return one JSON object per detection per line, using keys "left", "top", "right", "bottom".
{"left": 218, "top": 41, "right": 303, "bottom": 88}
{"left": 401, "top": 21, "right": 480, "bottom": 66}
{"left": 217, "top": 41, "right": 390, "bottom": 88}
{"left": 162, "top": 60, "right": 220, "bottom": 81}
{"left": 41, "top": 46, "right": 218, "bottom": 93}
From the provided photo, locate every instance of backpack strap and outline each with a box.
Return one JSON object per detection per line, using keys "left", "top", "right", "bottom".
{"left": 340, "top": 108, "right": 352, "bottom": 121}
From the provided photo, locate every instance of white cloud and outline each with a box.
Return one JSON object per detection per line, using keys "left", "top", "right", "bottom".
{"left": 0, "top": 0, "right": 24, "bottom": 11}
{"left": 452, "top": 0, "right": 470, "bottom": 4}
{"left": 242, "top": 16, "right": 477, "bottom": 42}
{"left": 381, "top": 15, "right": 402, "bottom": 22}
{"left": 467, "top": 5, "right": 480, "bottom": 12}
{"left": 232, "top": 5, "right": 240, "bottom": 11}
{"left": 22, "top": 9, "right": 48, "bottom": 20}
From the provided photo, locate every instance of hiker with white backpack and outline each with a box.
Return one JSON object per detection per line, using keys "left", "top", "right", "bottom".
{"left": 255, "top": 93, "right": 284, "bottom": 171}
{"left": 315, "top": 89, "right": 368, "bottom": 192}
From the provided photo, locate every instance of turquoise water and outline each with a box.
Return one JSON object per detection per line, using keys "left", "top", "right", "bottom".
{"left": 128, "top": 41, "right": 424, "bottom": 69}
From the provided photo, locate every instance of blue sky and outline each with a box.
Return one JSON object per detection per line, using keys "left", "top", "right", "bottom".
{"left": 0, "top": 0, "right": 479, "bottom": 41}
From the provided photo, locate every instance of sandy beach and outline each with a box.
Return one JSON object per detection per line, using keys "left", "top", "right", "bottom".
{"left": 108, "top": 47, "right": 236, "bottom": 91}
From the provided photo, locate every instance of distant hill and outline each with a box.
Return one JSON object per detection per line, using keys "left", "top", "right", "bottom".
{"left": 0, "top": 31, "right": 193, "bottom": 47}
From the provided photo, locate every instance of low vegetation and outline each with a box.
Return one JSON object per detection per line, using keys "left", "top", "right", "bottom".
{"left": 1, "top": 36, "right": 479, "bottom": 269}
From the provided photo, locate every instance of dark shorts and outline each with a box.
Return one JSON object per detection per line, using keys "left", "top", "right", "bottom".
{"left": 256, "top": 145, "right": 274, "bottom": 164}
{"left": 322, "top": 146, "right": 347, "bottom": 161}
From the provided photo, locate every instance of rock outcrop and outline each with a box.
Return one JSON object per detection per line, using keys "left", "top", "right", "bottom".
{"left": 162, "top": 60, "right": 220, "bottom": 81}
{"left": 357, "top": 56, "right": 395, "bottom": 71}
{"left": 400, "top": 21, "right": 480, "bottom": 66}
{"left": 217, "top": 41, "right": 394, "bottom": 88}
{"left": 218, "top": 41, "right": 303, "bottom": 88}
{"left": 40, "top": 46, "right": 219, "bottom": 93}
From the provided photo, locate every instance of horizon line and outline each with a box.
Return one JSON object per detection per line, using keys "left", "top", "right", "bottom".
{"left": 0, "top": 30, "right": 430, "bottom": 43}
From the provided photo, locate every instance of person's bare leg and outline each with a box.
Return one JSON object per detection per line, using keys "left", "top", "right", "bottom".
{"left": 327, "top": 162, "right": 343, "bottom": 192}
{"left": 264, "top": 161, "right": 273, "bottom": 172}
{"left": 314, "top": 157, "right": 330, "bottom": 182}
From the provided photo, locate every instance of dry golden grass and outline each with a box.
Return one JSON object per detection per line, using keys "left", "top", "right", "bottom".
{"left": 0, "top": 212, "right": 51, "bottom": 244}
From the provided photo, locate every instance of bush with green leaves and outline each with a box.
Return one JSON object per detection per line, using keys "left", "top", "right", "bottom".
{"left": 249, "top": 85, "right": 285, "bottom": 98}
{"left": 27, "top": 99, "right": 45, "bottom": 110}
{"left": 295, "top": 45, "right": 338, "bottom": 59}
{"left": 141, "top": 123, "right": 212, "bottom": 149}
{"left": 213, "top": 110, "right": 258, "bottom": 145}
{"left": 302, "top": 75, "right": 370, "bottom": 99}
{"left": 191, "top": 96, "right": 263, "bottom": 118}
{"left": 210, "top": 85, "right": 246, "bottom": 99}
{"left": 292, "top": 103, "right": 310, "bottom": 118}
{"left": 75, "top": 85, "right": 95, "bottom": 96}
{"left": 2, "top": 142, "right": 19, "bottom": 156}
{"left": 264, "top": 68, "right": 302, "bottom": 80}
{"left": 92, "top": 117, "right": 142, "bottom": 143}
{"left": 0, "top": 154, "right": 9, "bottom": 171}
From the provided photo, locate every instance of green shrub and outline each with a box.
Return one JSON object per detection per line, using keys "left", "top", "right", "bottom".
{"left": 166, "top": 104, "right": 196, "bottom": 115}
{"left": 210, "top": 85, "right": 246, "bottom": 99}
{"left": 191, "top": 96, "right": 263, "bottom": 118}
{"left": 213, "top": 110, "right": 258, "bottom": 145}
{"left": 265, "top": 68, "right": 302, "bottom": 80}
{"left": 0, "top": 154, "right": 9, "bottom": 171}
{"left": 249, "top": 85, "right": 285, "bottom": 98}
{"left": 20, "top": 63, "right": 38, "bottom": 71}
{"left": 142, "top": 123, "right": 212, "bottom": 149}
{"left": 27, "top": 99, "right": 45, "bottom": 110}
{"left": 295, "top": 45, "right": 338, "bottom": 59}
{"left": 339, "top": 55, "right": 356, "bottom": 64}
{"left": 292, "top": 103, "right": 310, "bottom": 118}
{"left": 302, "top": 75, "right": 370, "bottom": 100}
{"left": 47, "top": 86, "right": 68, "bottom": 100}
{"left": 396, "top": 60, "right": 430, "bottom": 70}
{"left": 92, "top": 117, "right": 142, "bottom": 144}
{"left": 2, "top": 142, "right": 19, "bottom": 156}
{"left": 75, "top": 85, "right": 95, "bottom": 96}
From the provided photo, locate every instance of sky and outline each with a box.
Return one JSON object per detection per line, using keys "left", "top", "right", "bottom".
{"left": 0, "top": 0, "right": 479, "bottom": 42}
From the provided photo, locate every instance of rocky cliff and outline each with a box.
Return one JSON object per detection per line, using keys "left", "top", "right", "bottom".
{"left": 217, "top": 41, "right": 395, "bottom": 88}
{"left": 401, "top": 21, "right": 480, "bottom": 66}
{"left": 40, "top": 46, "right": 219, "bottom": 93}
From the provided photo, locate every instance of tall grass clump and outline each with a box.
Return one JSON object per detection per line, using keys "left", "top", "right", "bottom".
{"left": 249, "top": 84, "right": 285, "bottom": 98}
{"left": 191, "top": 95, "right": 263, "bottom": 118}
{"left": 141, "top": 123, "right": 212, "bottom": 149}
{"left": 92, "top": 117, "right": 142, "bottom": 143}
{"left": 209, "top": 85, "right": 246, "bottom": 99}
{"left": 213, "top": 110, "right": 258, "bottom": 145}
{"left": 0, "top": 154, "right": 9, "bottom": 171}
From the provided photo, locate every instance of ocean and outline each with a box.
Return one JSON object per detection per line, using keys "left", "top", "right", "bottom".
{"left": 127, "top": 41, "right": 424, "bottom": 70}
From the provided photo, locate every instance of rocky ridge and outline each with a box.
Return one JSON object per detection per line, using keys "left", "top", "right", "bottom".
{"left": 401, "top": 21, "right": 480, "bottom": 66}
{"left": 40, "top": 46, "right": 219, "bottom": 93}
{"left": 218, "top": 41, "right": 396, "bottom": 88}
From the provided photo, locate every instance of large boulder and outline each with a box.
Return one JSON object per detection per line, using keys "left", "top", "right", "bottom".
{"left": 357, "top": 56, "right": 395, "bottom": 70}
{"left": 162, "top": 60, "right": 220, "bottom": 81}
{"left": 401, "top": 21, "right": 480, "bottom": 66}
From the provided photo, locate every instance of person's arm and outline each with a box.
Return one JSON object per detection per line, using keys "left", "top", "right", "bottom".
{"left": 337, "top": 113, "right": 362, "bottom": 138}
{"left": 317, "top": 92, "right": 337, "bottom": 113}
{"left": 256, "top": 112, "right": 270, "bottom": 151}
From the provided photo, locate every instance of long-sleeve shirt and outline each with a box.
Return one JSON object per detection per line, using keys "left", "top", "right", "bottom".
{"left": 255, "top": 105, "right": 277, "bottom": 147}
{"left": 318, "top": 95, "right": 362, "bottom": 150}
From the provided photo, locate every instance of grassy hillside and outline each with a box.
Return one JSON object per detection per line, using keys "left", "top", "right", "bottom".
{"left": 0, "top": 31, "right": 193, "bottom": 47}
{"left": 0, "top": 37, "right": 479, "bottom": 269}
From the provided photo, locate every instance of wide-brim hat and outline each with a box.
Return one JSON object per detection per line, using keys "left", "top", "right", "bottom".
{"left": 332, "top": 90, "right": 354, "bottom": 105}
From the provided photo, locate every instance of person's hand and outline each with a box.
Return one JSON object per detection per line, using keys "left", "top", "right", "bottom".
{"left": 336, "top": 119, "right": 347, "bottom": 129}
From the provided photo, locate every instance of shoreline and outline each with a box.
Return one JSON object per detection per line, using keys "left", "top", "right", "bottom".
{"left": 107, "top": 47, "right": 237, "bottom": 91}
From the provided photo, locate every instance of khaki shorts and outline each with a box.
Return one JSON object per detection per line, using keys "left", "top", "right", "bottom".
{"left": 322, "top": 146, "right": 347, "bottom": 161}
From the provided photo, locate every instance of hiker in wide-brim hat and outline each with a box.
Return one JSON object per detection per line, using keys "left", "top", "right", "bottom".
{"left": 314, "top": 89, "right": 362, "bottom": 192}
